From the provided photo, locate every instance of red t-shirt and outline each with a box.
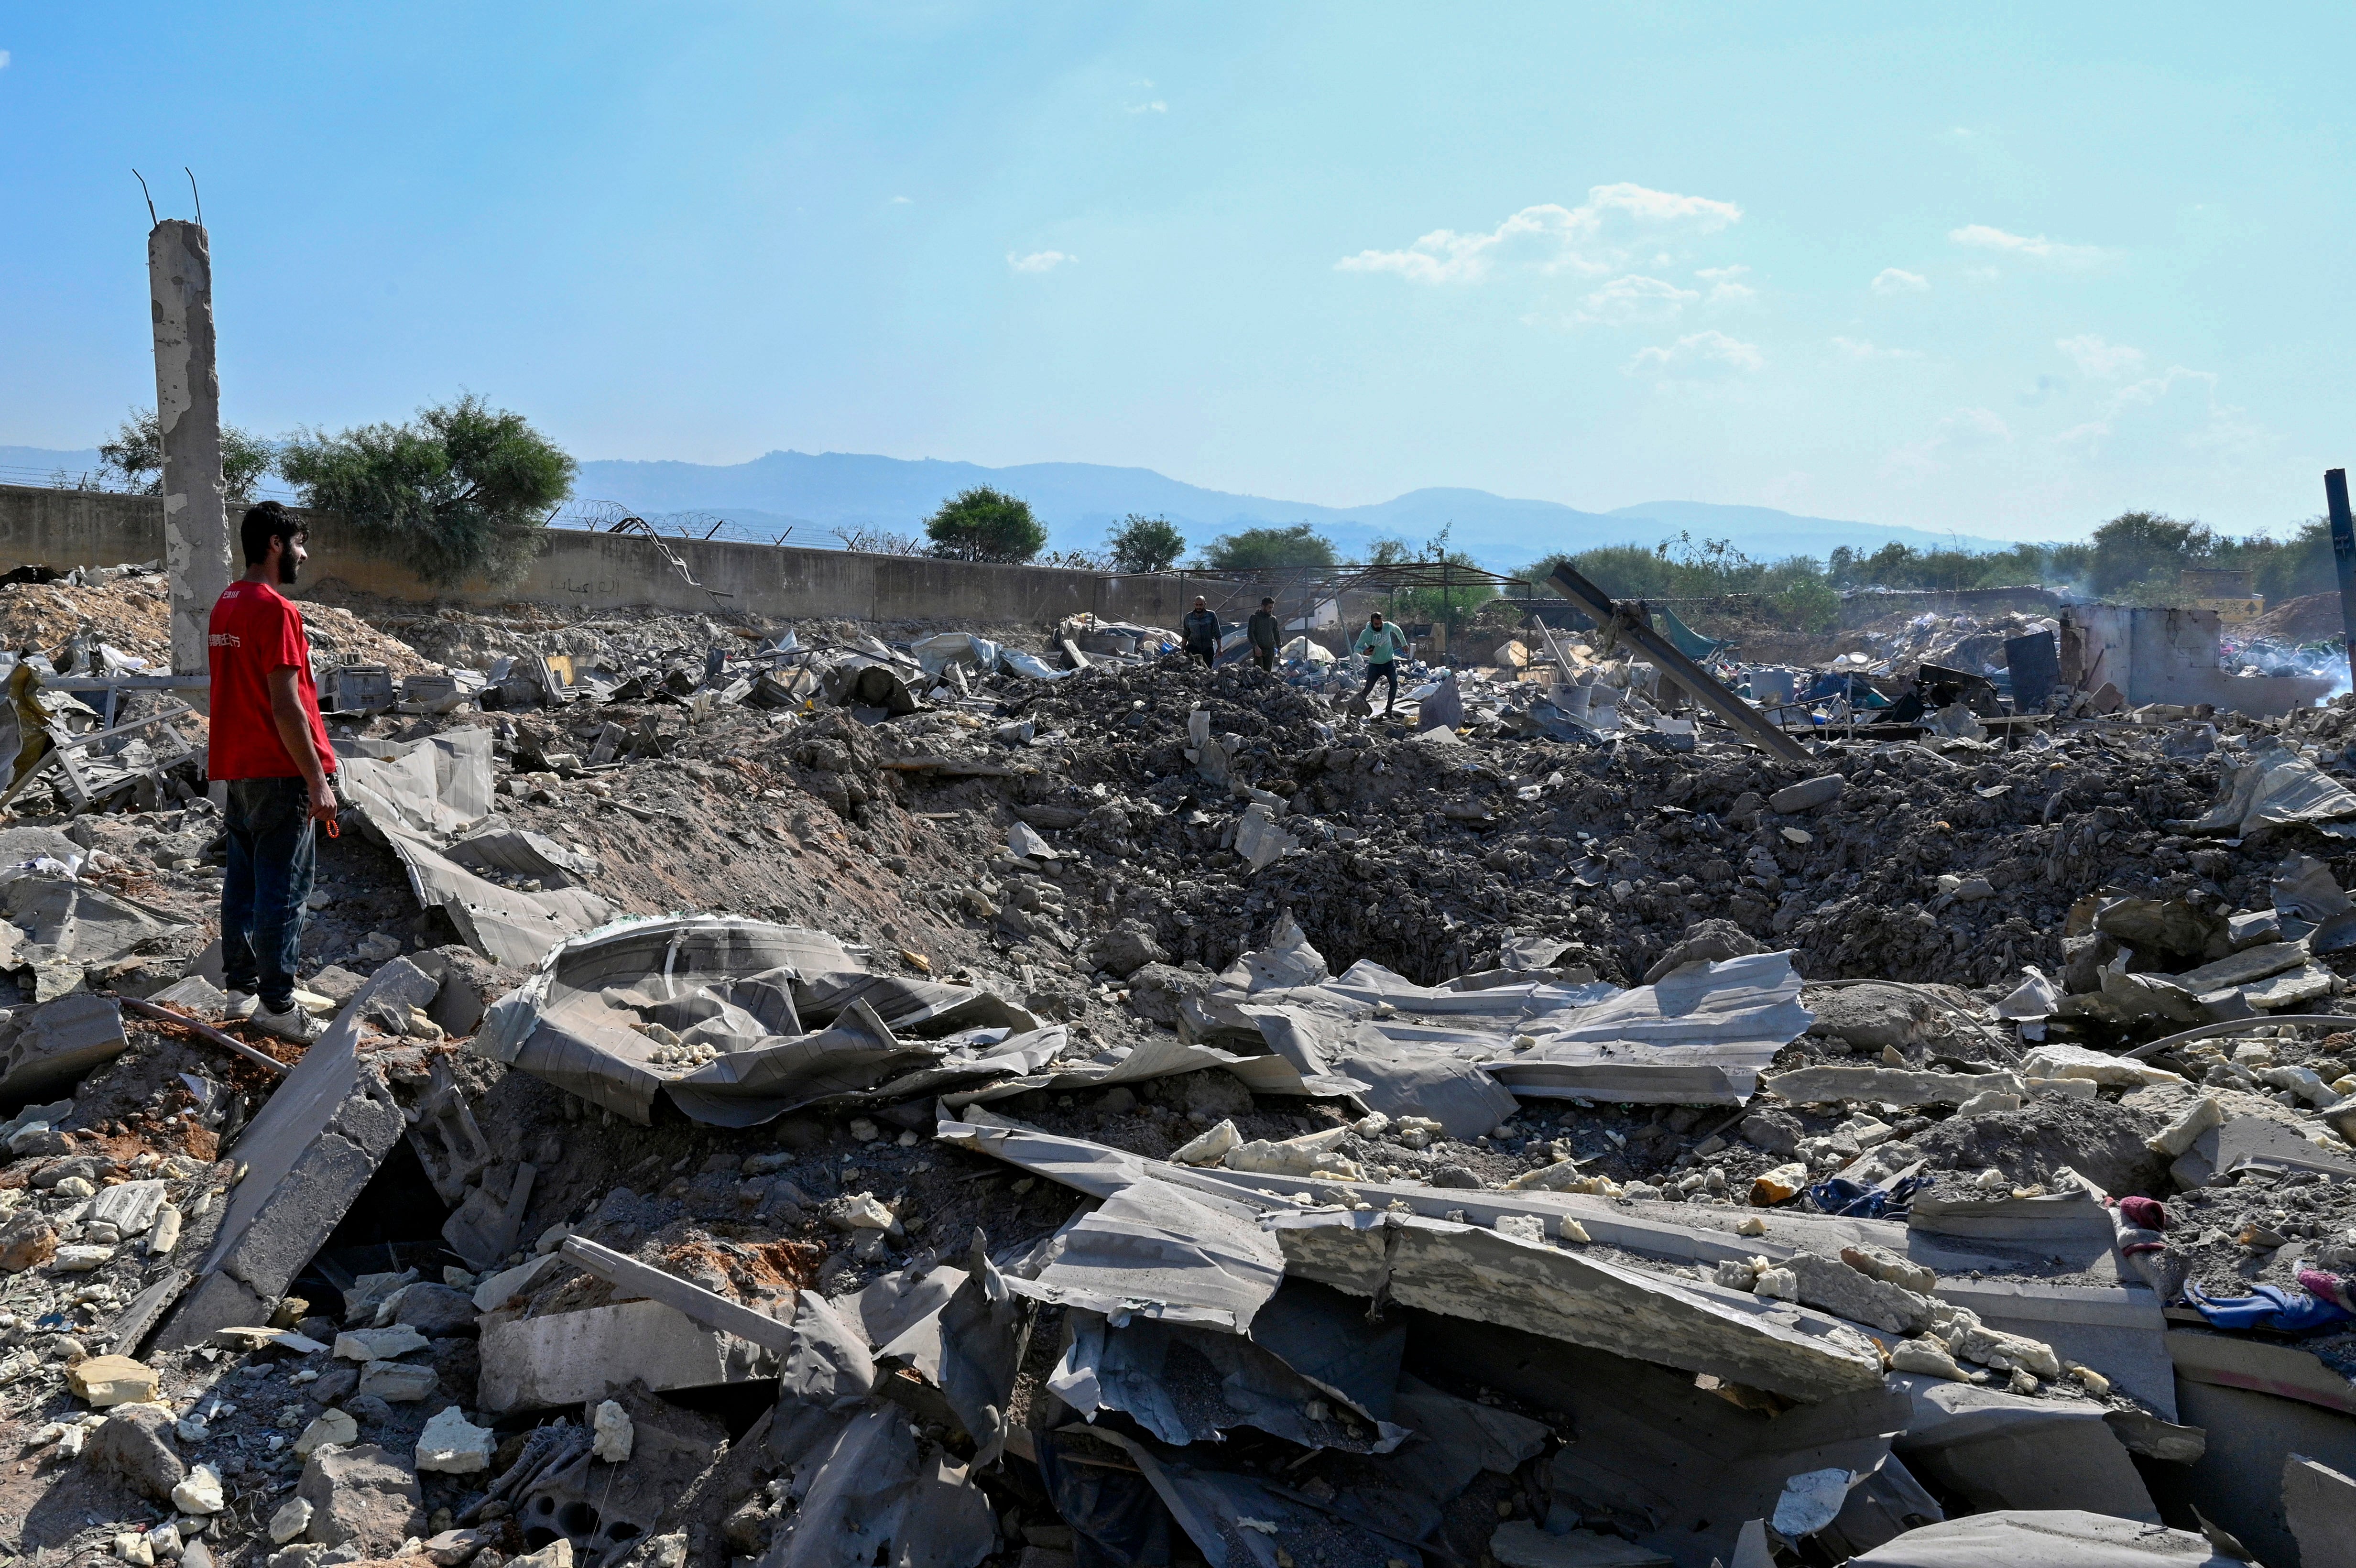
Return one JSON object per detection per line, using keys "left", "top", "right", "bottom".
{"left": 206, "top": 580, "right": 336, "bottom": 781}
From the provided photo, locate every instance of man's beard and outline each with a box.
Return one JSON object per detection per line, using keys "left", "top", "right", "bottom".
{"left": 278, "top": 554, "right": 300, "bottom": 585}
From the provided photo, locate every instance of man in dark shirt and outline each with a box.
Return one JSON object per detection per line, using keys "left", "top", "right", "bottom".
{"left": 207, "top": 502, "right": 338, "bottom": 1044}
{"left": 1246, "top": 598, "right": 1281, "bottom": 672}
{"left": 1181, "top": 597, "right": 1221, "bottom": 667}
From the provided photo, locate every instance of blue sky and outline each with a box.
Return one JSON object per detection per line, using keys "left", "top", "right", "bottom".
{"left": 3, "top": 3, "right": 2351, "bottom": 543}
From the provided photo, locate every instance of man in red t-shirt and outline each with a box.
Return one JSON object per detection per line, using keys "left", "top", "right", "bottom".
{"left": 207, "top": 502, "right": 339, "bottom": 1044}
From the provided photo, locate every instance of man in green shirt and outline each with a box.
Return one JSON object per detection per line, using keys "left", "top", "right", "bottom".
{"left": 1246, "top": 597, "right": 1282, "bottom": 671}
{"left": 1353, "top": 610, "right": 1407, "bottom": 714}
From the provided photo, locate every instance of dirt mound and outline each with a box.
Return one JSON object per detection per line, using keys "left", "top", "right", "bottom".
{"left": 2246, "top": 590, "right": 2346, "bottom": 645}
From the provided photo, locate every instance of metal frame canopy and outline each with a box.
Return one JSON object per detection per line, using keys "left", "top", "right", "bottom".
{"left": 1168, "top": 559, "right": 1540, "bottom": 635}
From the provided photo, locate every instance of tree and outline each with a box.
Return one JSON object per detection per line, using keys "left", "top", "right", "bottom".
{"left": 1105, "top": 513, "right": 1185, "bottom": 574}
{"left": 1197, "top": 523, "right": 1336, "bottom": 571}
{"left": 98, "top": 407, "right": 276, "bottom": 505}
{"left": 2086, "top": 511, "right": 2214, "bottom": 599}
{"left": 278, "top": 394, "right": 576, "bottom": 588}
{"left": 923, "top": 486, "right": 1047, "bottom": 564}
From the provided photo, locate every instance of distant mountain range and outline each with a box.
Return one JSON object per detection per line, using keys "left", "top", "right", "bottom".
{"left": 567, "top": 450, "right": 2012, "bottom": 568}
{"left": 1, "top": 442, "right": 2012, "bottom": 570}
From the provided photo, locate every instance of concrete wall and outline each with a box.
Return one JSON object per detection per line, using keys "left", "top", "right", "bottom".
{"left": 2064, "top": 602, "right": 2334, "bottom": 715}
{"left": 0, "top": 482, "right": 1218, "bottom": 629}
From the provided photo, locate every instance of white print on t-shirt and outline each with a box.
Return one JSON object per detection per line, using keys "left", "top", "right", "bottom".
{"left": 208, "top": 633, "right": 242, "bottom": 647}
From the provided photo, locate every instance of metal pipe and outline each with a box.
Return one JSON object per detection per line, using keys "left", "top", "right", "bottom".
{"left": 2328, "top": 469, "right": 2356, "bottom": 695}
{"left": 1545, "top": 562, "right": 1812, "bottom": 762}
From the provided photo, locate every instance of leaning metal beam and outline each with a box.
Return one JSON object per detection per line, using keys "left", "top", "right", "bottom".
{"left": 1546, "top": 562, "right": 1811, "bottom": 762}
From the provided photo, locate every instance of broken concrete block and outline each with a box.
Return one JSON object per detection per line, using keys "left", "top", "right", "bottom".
{"left": 335, "top": 1325, "right": 428, "bottom": 1362}
{"left": 2020, "top": 1043, "right": 2183, "bottom": 1087}
{"left": 1888, "top": 1339, "right": 1971, "bottom": 1380}
{"left": 69, "top": 1354, "right": 161, "bottom": 1406}
{"left": 2171, "top": 1116, "right": 2356, "bottom": 1187}
{"left": 471, "top": 1252, "right": 561, "bottom": 1312}
{"left": 55, "top": 1243, "right": 116, "bottom": 1272}
{"left": 90, "top": 1179, "right": 169, "bottom": 1237}
{"left": 0, "top": 1216, "right": 60, "bottom": 1272}
{"left": 1740, "top": 1109, "right": 1803, "bottom": 1155}
{"left": 390, "top": 1284, "right": 477, "bottom": 1337}
{"left": 415, "top": 1406, "right": 496, "bottom": 1474}
{"left": 591, "top": 1398, "right": 633, "bottom": 1462}
{"left": 156, "top": 970, "right": 410, "bottom": 1351}
{"left": 172, "top": 1464, "right": 225, "bottom": 1514}
{"left": 1224, "top": 1126, "right": 1362, "bottom": 1179}
{"left": 297, "top": 1442, "right": 426, "bottom": 1554}
{"left": 1169, "top": 1119, "right": 1239, "bottom": 1165}
{"left": 1842, "top": 1243, "right": 1937, "bottom": 1296}
{"left": 476, "top": 1298, "right": 780, "bottom": 1415}
{"left": 1749, "top": 1162, "right": 1809, "bottom": 1206}
{"left": 1769, "top": 775, "right": 1844, "bottom": 814}
{"left": 0, "top": 993, "right": 129, "bottom": 1100}
{"left": 85, "top": 1405, "right": 186, "bottom": 1500}
{"left": 1765, "top": 1066, "right": 2026, "bottom": 1106}
{"left": 510, "top": 1544, "right": 572, "bottom": 1568}
{"left": 1783, "top": 1252, "right": 1935, "bottom": 1335}
{"left": 356, "top": 1360, "right": 439, "bottom": 1403}
{"left": 146, "top": 1205, "right": 182, "bottom": 1256}
{"left": 1953, "top": 1089, "right": 2022, "bottom": 1117}
{"left": 293, "top": 1409, "right": 357, "bottom": 1459}
{"left": 267, "top": 1498, "right": 313, "bottom": 1545}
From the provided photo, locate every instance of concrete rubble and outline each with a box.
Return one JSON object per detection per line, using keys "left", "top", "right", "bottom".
{"left": 5, "top": 576, "right": 2356, "bottom": 1567}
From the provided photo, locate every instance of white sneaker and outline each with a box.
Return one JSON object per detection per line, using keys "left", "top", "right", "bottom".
{"left": 249, "top": 1004, "right": 325, "bottom": 1045}
{"left": 223, "top": 991, "right": 259, "bottom": 1020}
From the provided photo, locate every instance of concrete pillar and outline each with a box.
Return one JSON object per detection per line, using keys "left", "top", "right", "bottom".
{"left": 148, "top": 220, "right": 232, "bottom": 679}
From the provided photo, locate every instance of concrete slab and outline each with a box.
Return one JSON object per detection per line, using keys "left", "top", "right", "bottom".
{"left": 153, "top": 968, "right": 412, "bottom": 1350}
{"left": 476, "top": 1298, "right": 780, "bottom": 1415}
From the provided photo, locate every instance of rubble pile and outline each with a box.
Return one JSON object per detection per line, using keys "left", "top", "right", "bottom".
{"left": 0, "top": 570, "right": 2353, "bottom": 1568}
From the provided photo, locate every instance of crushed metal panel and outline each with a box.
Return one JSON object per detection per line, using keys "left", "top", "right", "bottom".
{"left": 1488, "top": 951, "right": 1814, "bottom": 1104}
{"left": 2171, "top": 1377, "right": 2356, "bottom": 1568}
{"left": 939, "top": 1114, "right": 1290, "bottom": 1332}
{"left": 1428, "top": 1312, "right": 1907, "bottom": 1568}
{"left": 1844, "top": 1511, "right": 2242, "bottom": 1567}
{"left": 760, "top": 1397, "right": 998, "bottom": 1568}
{"left": 477, "top": 1298, "right": 781, "bottom": 1415}
{"left": 1884, "top": 1374, "right": 2158, "bottom": 1524}
{"left": 2168, "top": 1328, "right": 2356, "bottom": 1417}
{"left": 1050, "top": 1310, "right": 1408, "bottom": 1451}
{"left": 1267, "top": 1208, "right": 1888, "bottom": 1403}
{"left": 2283, "top": 1454, "right": 2356, "bottom": 1568}
{"left": 480, "top": 916, "right": 1037, "bottom": 1126}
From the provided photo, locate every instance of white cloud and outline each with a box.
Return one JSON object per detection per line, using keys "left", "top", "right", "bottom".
{"left": 0, "top": 50, "right": 11, "bottom": 69}
{"left": 1626, "top": 329, "right": 1764, "bottom": 375}
{"left": 1948, "top": 224, "right": 2105, "bottom": 267}
{"left": 1007, "top": 250, "right": 1075, "bottom": 273}
{"left": 1694, "top": 264, "right": 1754, "bottom": 305}
{"left": 1126, "top": 99, "right": 1167, "bottom": 113}
{"left": 2056, "top": 334, "right": 2145, "bottom": 379}
{"left": 1871, "top": 267, "right": 1929, "bottom": 295}
{"left": 1336, "top": 183, "right": 1741, "bottom": 285}
{"left": 2057, "top": 364, "right": 2260, "bottom": 456}
{"left": 1831, "top": 337, "right": 1922, "bottom": 361}
{"left": 1573, "top": 274, "right": 1698, "bottom": 326}
{"left": 888, "top": 195, "right": 912, "bottom": 206}
{"left": 1884, "top": 406, "right": 2010, "bottom": 479}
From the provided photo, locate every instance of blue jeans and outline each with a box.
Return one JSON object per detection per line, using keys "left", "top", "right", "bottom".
{"left": 221, "top": 776, "right": 318, "bottom": 1012}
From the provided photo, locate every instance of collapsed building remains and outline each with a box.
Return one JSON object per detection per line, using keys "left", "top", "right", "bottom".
{"left": 0, "top": 559, "right": 2353, "bottom": 1568}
